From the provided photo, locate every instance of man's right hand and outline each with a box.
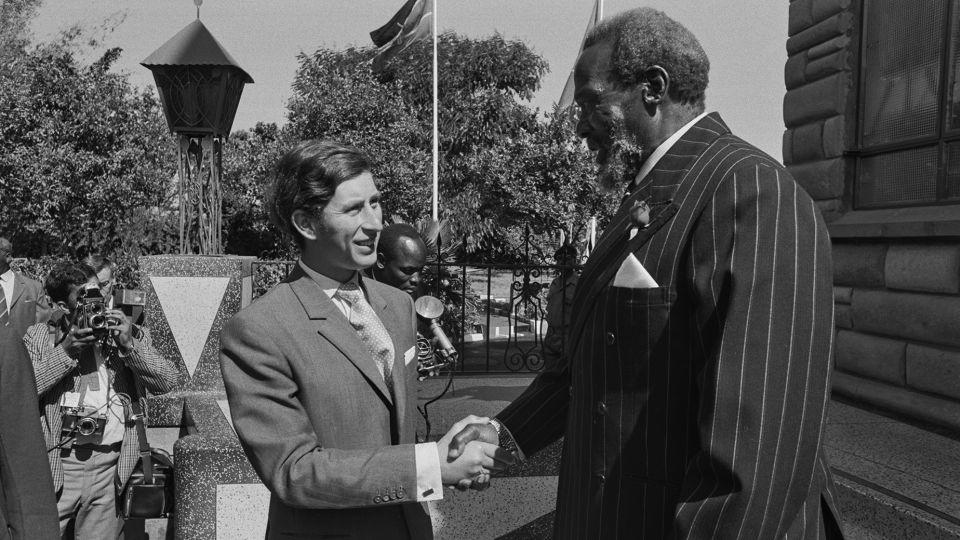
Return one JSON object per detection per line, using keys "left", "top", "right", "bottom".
{"left": 447, "top": 421, "right": 498, "bottom": 460}
{"left": 62, "top": 326, "right": 96, "bottom": 357}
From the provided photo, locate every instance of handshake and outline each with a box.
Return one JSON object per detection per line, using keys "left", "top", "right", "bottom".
{"left": 436, "top": 415, "right": 515, "bottom": 491}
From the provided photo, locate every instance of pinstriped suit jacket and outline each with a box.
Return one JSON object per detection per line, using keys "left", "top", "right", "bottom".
{"left": 498, "top": 114, "right": 843, "bottom": 539}
{"left": 219, "top": 267, "right": 432, "bottom": 540}
{"left": 24, "top": 323, "right": 182, "bottom": 494}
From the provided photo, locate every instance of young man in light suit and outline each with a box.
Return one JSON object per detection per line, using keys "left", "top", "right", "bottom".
{"left": 448, "top": 8, "right": 844, "bottom": 539}
{"left": 219, "top": 140, "right": 512, "bottom": 540}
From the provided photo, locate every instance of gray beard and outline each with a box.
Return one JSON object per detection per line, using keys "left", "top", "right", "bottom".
{"left": 596, "top": 136, "right": 645, "bottom": 193}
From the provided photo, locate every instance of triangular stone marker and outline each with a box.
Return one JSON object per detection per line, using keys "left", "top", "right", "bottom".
{"left": 152, "top": 276, "right": 230, "bottom": 377}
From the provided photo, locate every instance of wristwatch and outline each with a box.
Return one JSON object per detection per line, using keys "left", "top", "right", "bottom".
{"left": 488, "top": 418, "right": 522, "bottom": 460}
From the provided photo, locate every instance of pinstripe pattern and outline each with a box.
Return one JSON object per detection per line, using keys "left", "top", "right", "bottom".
{"left": 23, "top": 323, "right": 183, "bottom": 494}
{"left": 497, "top": 114, "right": 843, "bottom": 539}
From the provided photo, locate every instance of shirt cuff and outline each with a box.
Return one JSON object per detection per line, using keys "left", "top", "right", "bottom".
{"left": 414, "top": 442, "right": 444, "bottom": 502}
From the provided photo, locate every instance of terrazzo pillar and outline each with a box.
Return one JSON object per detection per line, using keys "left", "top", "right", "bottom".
{"left": 138, "top": 255, "right": 262, "bottom": 539}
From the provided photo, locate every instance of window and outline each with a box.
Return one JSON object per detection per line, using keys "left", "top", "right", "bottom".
{"left": 856, "top": 0, "right": 960, "bottom": 207}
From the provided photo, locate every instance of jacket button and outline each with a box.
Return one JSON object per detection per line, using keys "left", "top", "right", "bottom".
{"left": 374, "top": 496, "right": 382, "bottom": 503}
{"left": 568, "top": 385, "right": 574, "bottom": 397}
{"left": 594, "top": 472, "right": 606, "bottom": 485}
{"left": 596, "top": 402, "right": 607, "bottom": 415}
{"left": 605, "top": 332, "right": 615, "bottom": 345}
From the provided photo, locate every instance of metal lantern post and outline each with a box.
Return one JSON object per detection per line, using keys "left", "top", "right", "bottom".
{"left": 142, "top": 16, "right": 252, "bottom": 254}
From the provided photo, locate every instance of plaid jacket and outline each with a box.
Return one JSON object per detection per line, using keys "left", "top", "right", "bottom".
{"left": 24, "top": 322, "right": 183, "bottom": 494}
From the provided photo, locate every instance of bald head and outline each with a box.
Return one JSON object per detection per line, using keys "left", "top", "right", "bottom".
{"left": 374, "top": 224, "right": 427, "bottom": 296}
{"left": 0, "top": 237, "right": 11, "bottom": 273}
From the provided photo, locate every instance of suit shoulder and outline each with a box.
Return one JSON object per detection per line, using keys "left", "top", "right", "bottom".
{"left": 224, "top": 283, "right": 293, "bottom": 333}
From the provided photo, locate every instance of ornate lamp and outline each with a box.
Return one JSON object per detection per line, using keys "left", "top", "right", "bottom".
{"left": 142, "top": 4, "right": 252, "bottom": 254}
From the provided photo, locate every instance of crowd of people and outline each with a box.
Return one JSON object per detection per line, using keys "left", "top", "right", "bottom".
{"left": 0, "top": 6, "right": 844, "bottom": 540}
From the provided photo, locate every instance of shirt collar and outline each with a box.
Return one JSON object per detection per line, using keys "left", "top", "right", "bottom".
{"left": 631, "top": 111, "right": 711, "bottom": 189}
{"left": 297, "top": 260, "right": 359, "bottom": 299}
{"left": 0, "top": 269, "right": 13, "bottom": 282}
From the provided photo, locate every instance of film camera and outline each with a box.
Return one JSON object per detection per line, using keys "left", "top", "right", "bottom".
{"left": 74, "top": 283, "right": 117, "bottom": 335}
{"left": 414, "top": 295, "right": 458, "bottom": 380}
{"left": 60, "top": 406, "right": 107, "bottom": 440}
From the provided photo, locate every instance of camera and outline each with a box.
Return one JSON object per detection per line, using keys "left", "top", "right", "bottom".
{"left": 60, "top": 406, "right": 107, "bottom": 440}
{"left": 76, "top": 283, "right": 112, "bottom": 335}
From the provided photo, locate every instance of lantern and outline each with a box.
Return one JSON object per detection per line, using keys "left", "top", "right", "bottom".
{"left": 142, "top": 18, "right": 253, "bottom": 254}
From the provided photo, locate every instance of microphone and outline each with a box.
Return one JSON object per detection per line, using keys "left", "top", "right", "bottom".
{"left": 414, "top": 295, "right": 457, "bottom": 363}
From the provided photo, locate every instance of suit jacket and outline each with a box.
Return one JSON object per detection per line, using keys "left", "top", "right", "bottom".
{"left": 219, "top": 266, "right": 431, "bottom": 540}
{"left": 24, "top": 323, "right": 182, "bottom": 493}
{"left": 498, "top": 114, "right": 844, "bottom": 539}
{"left": 0, "top": 326, "right": 59, "bottom": 540}
{"left": 7, "top": 272, "right": 49, "bottom": 338}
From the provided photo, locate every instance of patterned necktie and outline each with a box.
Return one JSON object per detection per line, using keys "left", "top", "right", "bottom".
{"left": 0, "top": 288, "right": 8, "bottom": 327}
{"left": 336, "top": 282, "right": 395, "bottom": 393}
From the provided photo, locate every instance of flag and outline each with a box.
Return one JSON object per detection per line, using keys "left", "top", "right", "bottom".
{"left": 557, "top": 0, "right": 603, "bottom": 109}
{"left": 370, "top": 0, "right": 433, "bottom": 72}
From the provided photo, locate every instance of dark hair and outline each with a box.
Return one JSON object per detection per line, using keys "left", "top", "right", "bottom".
{"left": 82, "top": 254, "right": 115, "bottom": 274}
{"left": 0, "top": 237, "right": 11, "bottom": 255}
{"left": 45, "top": 262, "right": 96, "bottom": 303}
{"left": 378, "top": 223, "right": 425, "bottom": 261}
{"left": 584, "top": 7, "right": 709, "bottom": 108}
{"left": 269, "top": 140, "right": 373, "bottom": 247}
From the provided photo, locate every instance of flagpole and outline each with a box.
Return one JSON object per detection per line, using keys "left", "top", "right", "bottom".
{"left": 431, "top": 0, "right": 439, "bottom": 222}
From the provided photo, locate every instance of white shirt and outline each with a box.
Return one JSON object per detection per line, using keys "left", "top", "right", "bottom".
{"left": 68, "top": 343, "right": 126, "bottom": 446}
{"left": 631, "top": 111, "right": 711, "bottom": 189}
{"left": 298, "top": 261, "right": 444, "bottom": 502}
{"left": 0, "top": 269, "right": 14, "bottom": 313}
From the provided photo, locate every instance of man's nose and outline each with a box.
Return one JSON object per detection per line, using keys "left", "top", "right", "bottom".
{"left": 409, "top": 271, "right": 421, "bottom": 285}
{"left": 361, "top": 204, "right": 383, "bottom": 232}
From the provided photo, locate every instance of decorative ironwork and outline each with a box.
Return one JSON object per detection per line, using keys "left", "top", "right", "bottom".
{"left": 142, "top": 19, "right": 252, "bottom": 254}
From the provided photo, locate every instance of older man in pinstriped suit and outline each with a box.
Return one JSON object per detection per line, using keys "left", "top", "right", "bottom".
{"left": 449, "top": 8, "right": 844, "bottom": 539}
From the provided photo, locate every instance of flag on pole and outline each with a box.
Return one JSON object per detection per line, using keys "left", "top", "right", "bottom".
{"left": 370, "top": 0, "right": 433, "bottom": 72}
{"left": 557, "top": 0, "right": 603, "bottom": 109}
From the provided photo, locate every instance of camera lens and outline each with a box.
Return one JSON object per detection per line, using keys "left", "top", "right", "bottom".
{"left": 89, "top": 314, "right": 107, "bottom": 329}
{"left": 77, "top": 417, "right": 98, "bottom": 436}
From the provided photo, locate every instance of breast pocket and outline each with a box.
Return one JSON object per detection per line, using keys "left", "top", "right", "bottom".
{"left": 600, "top": 285, "right": 677, "bottom": 391}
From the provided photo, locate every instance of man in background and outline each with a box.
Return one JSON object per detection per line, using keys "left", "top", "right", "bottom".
{"left": 371, "top": 223, "right": 428, "bottom": 298}
{"left": 0, "top": 237, "right": 49, "bottom": 338}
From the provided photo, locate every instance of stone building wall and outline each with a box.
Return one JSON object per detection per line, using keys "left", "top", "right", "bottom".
{"left": 783, "top": 0, "right": 960, "bottom": 431}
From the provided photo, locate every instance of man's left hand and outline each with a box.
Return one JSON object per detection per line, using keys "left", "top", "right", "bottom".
{"left": 107, "top": 309, "right": 134, "bottom": 354}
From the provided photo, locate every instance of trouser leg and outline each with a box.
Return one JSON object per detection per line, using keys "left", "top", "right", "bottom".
{"left": 58, "top": 449, "right": 84, "bottom": 538}
{"left": 72, "top": 447, "right": 121, "bottom": 540}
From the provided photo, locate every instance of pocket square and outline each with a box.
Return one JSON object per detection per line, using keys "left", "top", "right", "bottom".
{"left": 403, "top": 346, "right": 416, "bottom": 366}
{"left": 613, "top": 253, "right": 659, "bottom": 289}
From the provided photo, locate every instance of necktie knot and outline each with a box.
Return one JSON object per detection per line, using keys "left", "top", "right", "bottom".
{"left": 336, "top": 282, "right": 363, "bottom": 303}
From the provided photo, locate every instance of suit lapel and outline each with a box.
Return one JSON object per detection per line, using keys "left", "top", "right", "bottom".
{"left": 287, "top": 269, "right": 394, "bottom": 407}
{"left": 9, "top": 273, "right": 25, "bottom": 309}
{"left": 568, "top": 113, "right": 731, "bottom": 355}
{"left": 365, "top": 281, "right": 408, "bottom": 437}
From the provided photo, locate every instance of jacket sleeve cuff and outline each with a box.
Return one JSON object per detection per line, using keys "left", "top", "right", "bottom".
{"left": 414, "top": 442, "right": 444, "bottom": 502}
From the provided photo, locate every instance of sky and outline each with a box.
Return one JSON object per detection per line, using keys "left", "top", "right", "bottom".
{"left": 32, "top": 0, "right": 788, "bottom": 160}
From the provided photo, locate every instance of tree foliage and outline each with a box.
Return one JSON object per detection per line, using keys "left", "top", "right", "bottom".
{"left": 436, "top": 33, "right": 619, "bottom": 263}
{"left": 0, "top": 32, "right": 178, "bottom": 268}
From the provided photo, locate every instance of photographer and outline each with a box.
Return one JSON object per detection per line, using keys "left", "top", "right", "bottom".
{"left": 22, "top": 262, "right": 182, "bottom": 539}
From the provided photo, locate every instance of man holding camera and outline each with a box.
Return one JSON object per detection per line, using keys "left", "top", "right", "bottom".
{"left": 23, "top": 262, "right": 182, "bottom": 539}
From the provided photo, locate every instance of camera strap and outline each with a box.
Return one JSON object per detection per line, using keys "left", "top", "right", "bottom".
{"left": 127, "top": 382, "right": 155, "bottom": 484}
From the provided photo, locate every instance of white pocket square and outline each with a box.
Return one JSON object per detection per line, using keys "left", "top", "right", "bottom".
{"left": 613, "top": 253, "right": 659, "bottom": 289}
{"left": 403, "top": 346, "right": 416, "bottom": 366}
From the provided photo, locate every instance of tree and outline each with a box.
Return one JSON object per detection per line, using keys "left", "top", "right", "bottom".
{"left": 436, "top": 33, "right": 619, "bottom": 263}
{"left": 0, "top": 34, "right": 178, "bottom": 267}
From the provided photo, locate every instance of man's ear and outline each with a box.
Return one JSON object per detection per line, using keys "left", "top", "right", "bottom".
{"left": 291, "top": 209, "right": 318, "bottom": 242}
{"left": 375, "top": 252, "right": 386, "bottom": 269}
{"left": 640, "top": 65, "right": 670, "bottom": 106}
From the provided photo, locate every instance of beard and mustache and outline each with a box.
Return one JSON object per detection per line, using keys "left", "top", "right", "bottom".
{"left": 594, "top": 118, "right": 646, "bottom": 193}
